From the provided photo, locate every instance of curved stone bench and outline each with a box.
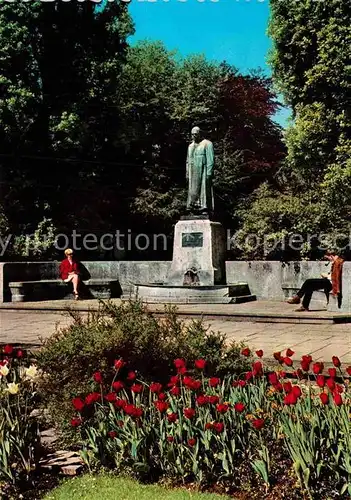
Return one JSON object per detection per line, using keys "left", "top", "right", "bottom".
{"left": 9, "top": 279, "right": 120, "bottom": 302}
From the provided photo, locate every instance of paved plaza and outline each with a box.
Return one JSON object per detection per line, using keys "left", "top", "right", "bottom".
{"left": 1, "top": 302, "right": 351, "bottom": 364}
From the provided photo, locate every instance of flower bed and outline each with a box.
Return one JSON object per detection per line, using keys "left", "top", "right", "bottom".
{"left": 70, "top": 350, "right": 351, "bottom": 499}
{"left": 0, "top": 345, "right": 40, "bottom": 489}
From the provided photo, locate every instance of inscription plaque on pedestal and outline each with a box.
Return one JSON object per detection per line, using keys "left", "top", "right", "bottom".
{"left": 182, "top": 232, "right": 203, "bottom": 248}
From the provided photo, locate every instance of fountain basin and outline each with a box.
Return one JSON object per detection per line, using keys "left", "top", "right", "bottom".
{"left": 133, "top": 282, "right": 256, "bottom": 304}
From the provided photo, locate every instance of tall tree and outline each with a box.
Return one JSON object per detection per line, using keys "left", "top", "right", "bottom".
{"left": 118, "top": 42, "right": 284, "bottom": 234}
{"left": 0, "top": 1, "right": 134, "bottom": 234}
{"left": 268, "top": 0, "right": 351, "bottom": 186}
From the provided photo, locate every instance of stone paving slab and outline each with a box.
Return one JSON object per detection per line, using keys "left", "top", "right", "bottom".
{"left": 1, "top": 309, "right": 351, "bottom": 365}
{"left": 1, "top": 298, "right": 351, "bottom": 324}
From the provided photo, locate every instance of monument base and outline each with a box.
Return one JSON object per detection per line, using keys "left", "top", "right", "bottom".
{"left": 167, "top": 219, "right": 226, "bottom": 286}
{"left": 132, "top": 217, "right": 256, "bottom": 305}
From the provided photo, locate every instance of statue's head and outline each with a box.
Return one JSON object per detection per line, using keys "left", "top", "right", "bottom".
{"left": 191, "top": 126, "right": 202, "bottom": 142}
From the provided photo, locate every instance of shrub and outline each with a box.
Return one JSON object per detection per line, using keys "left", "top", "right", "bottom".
{"left": 71, "top": 349, "right": 351, "bottom": 499}
{"left": 36, "top": 300, "right": 251, "bottom": 445}
{"left": 0, "top": 345, "right": 40, "bottom": 487}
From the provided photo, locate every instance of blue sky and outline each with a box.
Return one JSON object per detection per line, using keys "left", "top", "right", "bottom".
{"left": 128, "top": 0, "right": 291, "bottom": 127}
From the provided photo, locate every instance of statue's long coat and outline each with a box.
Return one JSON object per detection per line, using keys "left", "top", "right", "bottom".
{"left": 186, "top": 139, "right": 214, "bottom": 212}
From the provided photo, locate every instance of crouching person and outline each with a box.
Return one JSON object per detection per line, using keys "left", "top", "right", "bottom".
{"left": 287, "top": 249, "right": 344, "bottom": 311}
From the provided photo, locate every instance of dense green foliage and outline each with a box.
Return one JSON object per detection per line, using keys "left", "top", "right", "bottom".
{"left": 1, "top": 1, "right": 349, "bottom": 260}
{"left": 237, "top": 0, "right": 351, "bottom": 259}
{"left": 0, "top": 2, "right": 283, "bottom": 260}
{"left": 36, "top": 301, "right": 250, "bottom": 445}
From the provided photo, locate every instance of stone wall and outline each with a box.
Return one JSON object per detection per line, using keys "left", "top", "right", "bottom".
{"left": 1, "top": 260, "right": 350, "bottom": 311}
{"left": 226, "top": 261, "right": 284, "bottom": 300}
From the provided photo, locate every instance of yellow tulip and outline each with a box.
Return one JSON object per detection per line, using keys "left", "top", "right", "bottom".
{"left": 7, "top": 383, "right": 19, "bottom": 395}
{"left": 25, "top": 365, "right": 38, "bottom": 380}
{"left": 0, "top": 365, "right": 9, "bottom": 377}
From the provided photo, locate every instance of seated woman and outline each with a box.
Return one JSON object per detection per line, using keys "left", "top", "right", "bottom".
{"left": 59, "top": 248, "right": 81, "bottom": 300}
{"left": 287, "top": 249, "right": 344, "bottom": 311}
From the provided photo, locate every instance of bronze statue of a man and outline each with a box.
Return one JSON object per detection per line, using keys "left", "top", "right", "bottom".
{"left": 186, "top": 126, "right": 214, "bottom": 216}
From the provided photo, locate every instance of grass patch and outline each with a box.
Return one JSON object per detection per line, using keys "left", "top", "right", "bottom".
{"left": 44, "top": 475, "right": 233, "bottom": 500}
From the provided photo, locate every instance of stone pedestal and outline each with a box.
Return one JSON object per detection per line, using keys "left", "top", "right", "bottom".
{"left": 167, "top": 219, "right": 226, "bottom": 286}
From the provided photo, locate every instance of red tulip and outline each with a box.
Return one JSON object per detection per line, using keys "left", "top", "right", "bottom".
{"left": 213, "top": 422, "right": 224, "bottom": 433}
{"left": 16, "top": 349, "right": 24, "bottom": 358}
{"left": 195, "top": 359, "right": 206, "bottom": 370}
{"left": 283, "top": 382, "right": 292, "bottom": 393}
{"left": 93, "top": 371, "right": 103, "bottom": 384}
{"left": 302, "top": 354, "right": 312, "bottom": 364}
{"left": 328, "top": 368, "right": 337, "bottom": 378}
{"left": 154, "top": 400, "right": 169, "bottom": 413}
{"left": 284, "top": 392, "right": 298, "bottom": 405}
{"left": 184, "top": 408, "right": 196, "bottom": 419}
{"left": 114, "top": 398, "right": 127, "bottom": 409}
{"left": 209, "top": 377, "right": 221, "bottom": 388}
{"left": 332, "top": 356, "right": 341, "bottom": 368}
{"left": 3, "top": 345, "right": 13, "bottom": 355}
{"left": 300, "top": 359, "right": 311, "bottom": 372}
{"left": 216, "top": 403, "right": 229, "bottom": 414}
{"left": 112, "top": 381, "right": 124, "bottom": 392}
{"left": 169, "top": 375, "right": 179, "bottom": 386}
{"left": 256, "top": 350, "right": 264, "bottom": 358}
{"left": 316, "top": 375, "right": 325, "bottom": 388}
{"left": 252, "top": 418, "right": 265, "bottom": 430}
{"left": 174, "top": 358, "right": 186, "bottom": 371}
{"left": 205, "top": 422, "right": 213, "bottom": 430}
{"left": 241, "top": 348, "right": 250, "bottom": 357}
{"left": 114, "top": 358, "right": 125, "bottom": 370}
{"left": 312, "top": 362, "right": 324, "bottom": 374}
{"left": 72, "top": 397, "right": 85, "bottom": 412}
{"left": 105, "top": 392, "right": 117, "bottom": 403}
{"left": 131, "top": 384, "right": 143, "bottom": 393}
{"left": 109, "top": 431, "right": 117, "bottom": 439}
{"left": 167, "top": 436, "right": 174, "bottom": 443}
{"left": 187, "top": 438, "right": 196, "bottom": 447}
{"left": 85, "top": 392, "right": 100, "bottom": 405}
{"left": 167, "top": 412, "right": 178, "bottom": 423}
{"left": 150, "top": 382, "right": 163, "bottom": 393}
{"left": 292, "top": 386, "right": 302, "bottom": 398}
{"left": 127, "top": 371, "right": 136, "bottom": 381}
{"left": 183, "top": 377, "right": 201, "bottom": 391}
{"left": 335, "top": 384, "right": 343, "bottom": 394}
{"left": 320, "top": 393, "right": 329, "bottom": 405}
{"left": 71, "top": 417, "right": 82, "bottom": 427}
{"left": 208, "top": 395, "right": 220, "bottom": 405}
{"left": 326, "top": 378, "right": 335, "bottom": 391}
{"left": 273, "top": 351, "right": 282, "bottom": 361}
{"left": 196, "top": 395, "right": 209, "bottom": 406}
{"left": 234, "top": 402, "right": 245, "bottom": 413}
{"left": 238, "top": 380, "right": 246, "bottom": 388}
{"left": 124, "top": 404, "right": 143, "bottom": 418}
{"left": 286, "top": 348, "right": 295, "bottom": 357}
{"left": 253, "top": 361, "right": 263, "bottom": 377}
{"left": 283, "top": 357, "right": 293, "bottom": 367}
{"left": 268, "top": 372, "right": 279, "bottom": 385}
{"left": 169, "top": 386, "right": 180, "bottom": 397}
{"left": 333, "top": 393, "right": 343, "bottom": 406}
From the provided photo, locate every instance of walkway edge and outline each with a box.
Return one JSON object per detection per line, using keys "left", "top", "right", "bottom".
{"left": 1, "top": 300, "right": 350, "bottom": 324}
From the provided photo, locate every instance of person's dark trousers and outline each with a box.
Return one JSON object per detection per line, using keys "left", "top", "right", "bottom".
{"left": 296, "top": 278, "right": 332, "bottom": 309}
